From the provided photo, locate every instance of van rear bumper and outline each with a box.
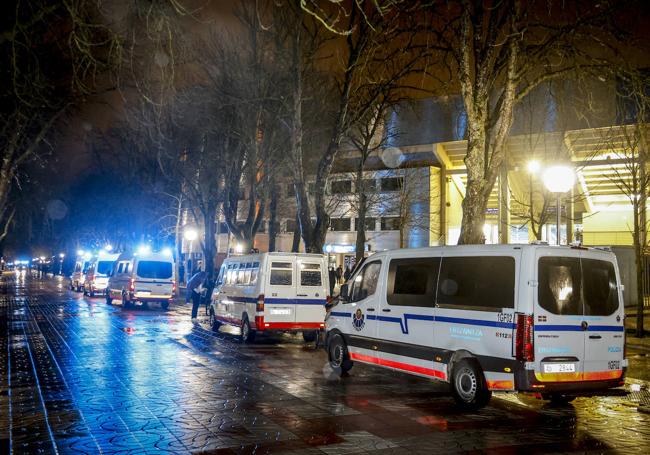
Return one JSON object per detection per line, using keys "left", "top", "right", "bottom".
{"left": 515, "top": 368, "right": 626, "bottom": 394}
{"left": 256, "top": 322, "right": 324, "bottom": 331}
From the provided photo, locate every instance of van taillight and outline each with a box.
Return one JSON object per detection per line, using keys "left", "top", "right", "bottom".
{"left": 172, "top": 280, "right": 176, "bottom": 294}
{"left": 516, "top": 314, "right": 534, "bottom": 361}
{"left": 129, "top": 278, "right": 135, "bottom": 292}
{"left": 255, "top": 294, "right": 265, "bottom": 330}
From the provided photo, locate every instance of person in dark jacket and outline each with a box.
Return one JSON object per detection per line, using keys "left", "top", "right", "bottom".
{"left": 328, "top": 267, "right": 336, "bottom": 295}
{"left": 336, "top": 266, "right": 343, "bottom": 284}
{"left": 187, "top": 270, "right": 207, "bottom": 320}
{"left": 343, "top": 266, "right": 351, "bottom": 282}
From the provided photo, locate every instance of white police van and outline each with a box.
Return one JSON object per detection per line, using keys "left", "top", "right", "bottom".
{"left": 106, "top": 250, "right": 176, "bottom": 310}
{"left": 209, "top": 253, "right": 329, "bottom": 342}
{"left": 70, "top": 254, "right": 93, "bottom": 292}
{"left": 325, "top": 244, "right": 627, "bottom": 409}
{"left": 83, "top": 252, "right": 120, "bottom": 297}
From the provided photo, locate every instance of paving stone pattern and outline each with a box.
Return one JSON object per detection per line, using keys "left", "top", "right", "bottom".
{"left": 1, "top": 274, "right": 650, "bottom": 454}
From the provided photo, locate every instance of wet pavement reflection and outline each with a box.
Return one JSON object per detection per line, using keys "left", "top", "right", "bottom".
{"left": 1, "top": 274, "right": 650, "bottom": 454}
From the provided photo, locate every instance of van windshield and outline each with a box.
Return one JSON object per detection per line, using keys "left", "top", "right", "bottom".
{"left": 82, "top": 261, "right": 91, "bottom": 274}
{"left": 96, "top": 261, "right": 114, "bottom": 275}
{"left": 137, "top": 261, "right": 173, "bottom": 279}
{"left": 538, "top": 257, "right": 619, "bottom": 316}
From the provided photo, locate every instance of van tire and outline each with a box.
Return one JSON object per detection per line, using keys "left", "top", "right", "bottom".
{"left": 240, "top": 318, "right": 255, "bottom": 343}
{"left": 328, "top": 334, "right": 353, "bottom": 374}
{"left": 543, "top": 394, "right": 576, "bottom": 405}
{"left": 302, "top": 330, "right": 318, "bottom": 343}
{"left": 450, "top": 359, "right": 491, "bottom": 410}
{"left": 209, "top": 309, "right": 221, "bottom": 332}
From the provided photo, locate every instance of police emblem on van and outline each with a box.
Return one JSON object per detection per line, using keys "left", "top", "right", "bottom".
{"left": 352, "top": 309, "right": 365, "bottom": 331}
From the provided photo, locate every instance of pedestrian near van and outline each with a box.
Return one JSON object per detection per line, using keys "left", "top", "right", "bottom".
{"left": 328, "top": 267, "right": 336, "bottom": 295}
{"left": 187, "top": 270, "right": 207, "bottom": 320}
{"left": 336, "top": 265, "right": 343, "bottom": 284}
{"left": 343, "top": 266, "right": 351, "bottom": 282}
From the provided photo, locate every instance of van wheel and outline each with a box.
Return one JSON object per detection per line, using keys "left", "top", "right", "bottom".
{"left": 209, "top": 309, "right": 221, "bottom": 332}
{"left": 450, "top": 359, "right": 492, "bottom": 410}
{"left": 161, "top": 301, "right": 169, "bottom": 310}
{"left": 328, "top": 334, "right": 353, "bottom": 374}
{"left": 302, "top": 330, "right": 318, "bottom": 343}
{"left": 543, "top": 394, "right": 576, "bottom": 405}
{"left": 240, "top": 318, "right": 255, "bottom": 343}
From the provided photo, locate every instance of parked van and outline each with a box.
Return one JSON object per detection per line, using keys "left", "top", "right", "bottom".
{"left": 83, "top": 252, "right": 120, "bottom": 297}
{"left": 70, "top": 255, "right": 93, "bottom": 292}
{"left": 209, "top": 253, "right": 329, "bottom": 342}
{"left": 325, "top": 244, "right": 627, "bottom": 409}
{"left": 106, "top": 251, "right": 176, "bottom": 309}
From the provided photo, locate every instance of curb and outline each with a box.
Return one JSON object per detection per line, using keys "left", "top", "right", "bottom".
{"left": 639, "top": 405, "right": 650, "bottom": 414}
{"left": 626, "top": 341, "right": 650, "bottom": 353}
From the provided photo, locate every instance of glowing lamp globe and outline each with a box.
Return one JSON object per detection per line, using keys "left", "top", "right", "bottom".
{"left": 542, "top": 165, "right": 575, "bottom": 193}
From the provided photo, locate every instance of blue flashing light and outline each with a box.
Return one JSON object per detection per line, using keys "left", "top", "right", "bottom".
{"left": 162, "top": 248, "right": 172, "bottom": 256}
{"left": 137, "top": 245, "right": 151, "bottom": 255}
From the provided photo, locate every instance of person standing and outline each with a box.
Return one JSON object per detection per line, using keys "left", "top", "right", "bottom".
{"left": 344, "top": 266, "right": 351, "bottom": 282}
{"left": 187, "top": 270, "right": 207, "bottom": 320}
{"left": 336, "top": 265, "right": 343, "bottom": 284}
{"left": 328, "top": 267, "right": 336, "bottom": 295}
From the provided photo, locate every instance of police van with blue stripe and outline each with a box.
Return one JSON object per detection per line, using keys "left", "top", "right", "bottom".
{"left": 209, "top": 253, "right": 329, "bottom": 342}
{"left": 325, "top": 244, "right": 627, "bottom": 409}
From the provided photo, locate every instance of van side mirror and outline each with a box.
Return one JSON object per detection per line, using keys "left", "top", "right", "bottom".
{"left": 339, "top": 283, "right": 349, "bottom": 301}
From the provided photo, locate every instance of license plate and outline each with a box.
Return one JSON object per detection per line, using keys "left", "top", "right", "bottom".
{"left": 543, "top": 363, "right": 575, "bottom": 373}
{"left": 137, "top": 291, "right": 151, "bottom": 296}
{"left": 270, "top": 308, "right": 291, "bottom": 316}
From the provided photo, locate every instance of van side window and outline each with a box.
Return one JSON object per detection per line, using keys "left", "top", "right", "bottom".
{"left": 387, "top": 258, "right": 440, "bottom": 307}
{"left": 244, "top": 263, "right": 252, "bottom": 284}
{"left": 250, "top": 262, "right": 260, "bottom": 284}
{"left": 117, "top": 263, "right": 124, "bottom": 274}
{"left": 124, "top": 263, "right": 130, "bottom": 274}
{"left": 301, "top": 263, "right": 322, "bottom": 286}
{"left": 538, "top": 257, "right": 581, "bottom": 315}
{"left": 216, "top": 265, "right": 226, "bottom": 286}
{"left": 349, "top": 261, "right": 381, "bottom": 302}
{"left": 437, "top": 256, "right": 515, "bottom": 309}
{"left": 270, "top": 262, "right": 292, "bottom": 286}
{"left": 237, "top": 263, "right": 247, "bottom": 285}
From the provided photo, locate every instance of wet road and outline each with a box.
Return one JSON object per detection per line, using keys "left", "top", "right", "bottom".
{"left": 2, "top": 274, "right": 650, "bottom": 454}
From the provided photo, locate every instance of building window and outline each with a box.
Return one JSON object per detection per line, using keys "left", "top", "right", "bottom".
{"left": 380, "top": 177, "right": 403, "bottom": 192}
{"left": 285, "top": 219, "right": 298, "bottom": 233}
{"left": 330, "top": 218, "right": 351, "bottom": 231}
{"left": 330, "top": 180, "right": 352, "bottom": 194}
{"left": 286, "top": 184, "right": 296, "bottom": 197}
{"left": 218, "top": 222, "right": 229, "bottom": 234}
{"left": 380, "top": 217, "right": 400, "bottom": 231}
{"left": 355, "top": 217, "right": 376, "bottom": 232}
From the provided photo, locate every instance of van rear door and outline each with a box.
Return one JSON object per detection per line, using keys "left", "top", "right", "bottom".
{"left": 580, "top": 256, "right": 624, "bottom": 381}
{"left": 535, "top": 253, "right": 585, "bottom": 382}
{"left": 135, "top": 260, "right": 174, "bottom": 297}
{"left": 265, "top": 260, "right": 297, "bottom": 326}
{"left": 294, "top": 259, "right": 327, "bottom": 325}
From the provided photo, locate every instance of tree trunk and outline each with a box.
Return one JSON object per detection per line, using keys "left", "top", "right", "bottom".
{"left": 202, "top": 201, "right": 217, "bottom": 281}
{"left": 174, "top": 195, "right": 183, "bottom": 285}
{"left": 634, "top": 198, "right": 645, "bottom": 337}
{"left": 268, "top": 179, "right": 278, "bottom": 252}
{"left": 355, "top": 167, "right": 367, "bottom": 263}
{"left": 291, "top": 214, "right": 301, "bottom": 253}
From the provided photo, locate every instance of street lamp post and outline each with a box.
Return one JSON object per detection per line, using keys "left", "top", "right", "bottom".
{"left": 59, "top": 253, "right": 65, "bottom": 275}
{"left": 542, "top": 165, "right": 576, "bottom": 245}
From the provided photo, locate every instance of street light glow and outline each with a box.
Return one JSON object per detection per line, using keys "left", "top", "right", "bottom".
{"left": 137, "top": 245, "right": 151, "bottom": 255}
{"left": 77, "top": 249, "right": 85, "bottom": 256}
{"left": 59, "top": 253, "right": 65, "bottom": 258}
{"left": 235, "top": 244, "right": 243, "bottom": 254}
{"left": 527, "top": 160, "right": 541, "bottom": 174}
{"left": 104, "top": 244, "right": 113, "bottom": 252}
{"left": 542, "top": 165, "right": 575, "bottom": 193}
{"left": 184, "top": 228, "right": 198, "bottom": 241}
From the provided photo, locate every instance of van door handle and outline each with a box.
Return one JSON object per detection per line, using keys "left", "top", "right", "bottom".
{"left": 366, "top": 308, "right": 375, "bottom": 312}
{"left": 382, "top": 308, "right": 391, "bottom": 313}
{"left": 297, "top": 294, "right": 308, "bottom": 297}
{"left": 589, "top": 335, "right": 602, "bottom": 340}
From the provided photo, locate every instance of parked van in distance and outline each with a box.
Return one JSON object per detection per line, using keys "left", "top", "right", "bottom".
{"left": 83, "top": 252, "right": 120, "bottom": 297}
{"left": 209, "top": 252, "right": 329, "bottom": 342}
{"left": 70, "top": 254, "right": 93, "bottom": 292}
{"left": 106, "top": 250, "right": 176, "bottom": 310}
{"left": 325, "top": 244, "right": 626, "bottom": 409}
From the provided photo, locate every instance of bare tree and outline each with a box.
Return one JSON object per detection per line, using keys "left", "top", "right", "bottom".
{"left": 421, "top": 0, "right": 636, "bottom": 244}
